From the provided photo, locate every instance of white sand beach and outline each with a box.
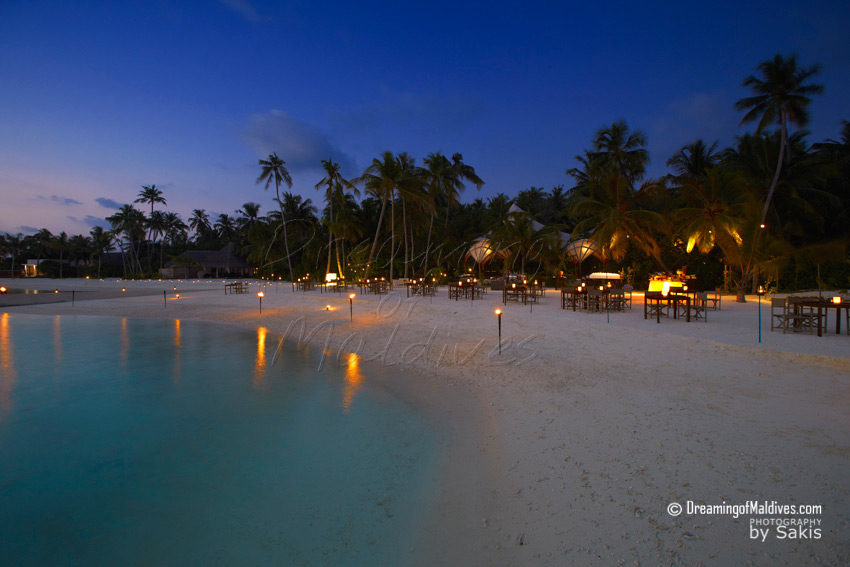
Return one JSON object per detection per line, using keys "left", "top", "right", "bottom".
{"left": 3, "top": 278, "right": 848, "bottom": 565}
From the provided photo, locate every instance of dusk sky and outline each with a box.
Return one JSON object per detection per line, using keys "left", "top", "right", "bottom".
{"left": 2, "top": 1, "right": 849, "bottom": 237}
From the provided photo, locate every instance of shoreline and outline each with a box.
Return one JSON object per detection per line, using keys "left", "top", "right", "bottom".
{"left": 3, "top": 278, "right": 849, "bottom": 564}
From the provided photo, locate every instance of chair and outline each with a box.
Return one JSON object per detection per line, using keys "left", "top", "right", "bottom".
{"left": 645, "top": 292, "right": 668, "bottom": 320}
{"left": 705, "top": 289, "right": 721, "bottom": 311}
{"left": 770, "top": 298, "right": 788, "bottom": 333}
{"left": 608, "top": 289, "right": 627, "bottom": 312}
{"left": 786, "top": 297, "right": 817, "bottom": 334}
{"left": 690, "top": 292, "right": 708, "bottom": 321}
{"left": 586, "top": 289, "right": 604, "bottom": 313}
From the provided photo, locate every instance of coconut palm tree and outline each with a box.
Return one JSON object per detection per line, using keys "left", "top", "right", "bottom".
{"left": 674, "top": 167, "right": 773, "bottom": 301}
{"left": 89, "top": 226, "right": 113, "bottom": 279}
{"left": 2, "top": 233, "right": 24, "bottom": 278}
{"left": 214, "top": 214, "right": 237, "bottom": 243}
{"left": 135, "top": 184, "right": 166, "bottom": 273}
{"left": 235, "top": 202, "right": 262, "bottom": 237}
{"left": 734, "top": 54, "right": 823, "bottom": 225}
{"left": 188, "top": 209, "right": 212, "bottom": 242}
{"left": 443, "top": 152, "right": 484, "bottom": 227}
{"left": 591, "top": 120, "right": 649, "bottom": 183}
{"left": 315, "top": 159, "right": 358, "bottom": 276}
{"left": 134, "top": 185, "right": 166, "bottom": 233}
{"left": 570, "top": 172, "right": 668, "bottom": 269}
{"left": 666, "top": 139, "right": 720, "bottom": 179}
{"left": 257, "top": 152, "right": 294, "bottom": 282}
{"left": 356, "top": 151, "right": 407, "bottom": 281}
{"left": 106, "top": 204, "right": 146, "bottom": 277}
{"left": 33, "top": 228, "right": 53, "bottom": 268}
{"left": 420, "top": 152, "right": 459, "bottom": 278}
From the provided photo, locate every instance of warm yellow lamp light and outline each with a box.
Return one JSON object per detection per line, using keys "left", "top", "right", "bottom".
{"left": 661, "top": 281, "right": 671, "bottom": 297}
{"left": 833, "top": 296, "right": 842, "bottom": 304}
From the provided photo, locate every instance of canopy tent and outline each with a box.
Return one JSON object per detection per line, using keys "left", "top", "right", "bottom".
{"left": 586, "top": 272, "right": 621, "bottom": 280}
{"left": 464, "top": 237, "right": 511, "bottom": 265}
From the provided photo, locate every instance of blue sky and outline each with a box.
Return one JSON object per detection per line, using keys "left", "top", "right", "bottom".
{"left": 1, "top": 0, "right": 849, "bottom": 237}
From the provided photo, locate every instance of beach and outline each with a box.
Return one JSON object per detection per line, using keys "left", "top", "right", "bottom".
{"left": 2, "top": 278, "right": 848, "bottom": 565}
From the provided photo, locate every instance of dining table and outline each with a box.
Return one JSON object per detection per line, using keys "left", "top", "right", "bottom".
{"left": 796, "top": 300, "right": 849, "bottom": 337}
{"left": 644, "top": 292, "right": 691, "bottom": 323}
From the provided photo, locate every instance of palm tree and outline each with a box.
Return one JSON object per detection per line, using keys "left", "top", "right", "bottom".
{"left": 134, "top": 185, "right": 166, "bottom": 233}
{"left": 666, "top": 139, "right": 720, "bottom": 179}
{"left": 591, "top": 120, "right": 649, "bottom": 183}
{"left": 734, "top": 54, "right": 823, "bottom": 225}
{"left": 315, "top": 158, "right": 358, "bottom": 276}
{"left": 89, "top": 226, "right": 113, "bottom": 279}
{"left": 395, "top": 152, "right": 424, "bottom": 279}
{"left": 674, "top": 168, "right": 770, "bottom": 301}
{"left": 135, "top": 184, "right": 167, "bottom": 273}
{"left": 570, "top": 172, "right": 668, "bottom": 268}
{"left": 235, "top": 202, "right": 262, "bottom": 236}
{"left": 188, "top": 209, "right": 212, "bottom": 242}
{"left": 2, "top": 233, "right": 24, "bottom": 278}
{"left": 34, "top": 228, "right": 53, "bottom": 268}
{"left": 491, "top": 209, "right": 552, "bottom": 276}
{"left": 420, "top": 152, "right": 459, "bottom": 278}
{"left": 356, "top": 151, "right": 407, "bottom": 281}
{"left": 214, "top": 214, "right": 237, "bottom": 243}
{"left": 107, "top": 204, "right": 146, "bottom": 277}
{"left": 444, "top": 152, "right": 484, "bottom": 227}
{"left": 256, "top": 152, "right": 294, "bottom": 282}
{"left": 162, "top": 212, "right": 188, "bottom": 249}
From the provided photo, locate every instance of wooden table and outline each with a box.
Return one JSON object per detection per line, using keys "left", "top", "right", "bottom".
{"left": 644, "top": 292, "right": 690, "bottom": 323}
{"left": 797, "top": 300, "right": 850, "bottom": 337}
{"left": 561, "top": 289, "right": 585, "bottom": 311}
{"left": 224, "top": 282, "right": 248, "bottom": 294}
{"left": 503, "top": 286, "right": 527, "bottom": 305}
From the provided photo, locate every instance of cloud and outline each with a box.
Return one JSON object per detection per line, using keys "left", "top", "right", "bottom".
{"left": 19, "top": 225, "right": 39, "bottom": 234}
{"left": 82, "top": 216, "right": 111, "bottom": 229}
{"left": 218, "top": 0, "right": 260, "bottom": 21}
{"left": 95, "top": 197, "right": 123, "bottom": 209}
{"left": 36, "top": 194, "right": 82, "bottom": 206}
{"left": 240, "top": 110, "right": 357, "bottom": 174}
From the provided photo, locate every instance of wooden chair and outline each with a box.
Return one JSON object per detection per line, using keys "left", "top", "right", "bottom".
{"left": 608, "top": 289, "right": 627, "bottom": 312}
{"left": 586, "top": 289, "right": 604, "bottom": 313}
{"left": 645, "top": 292, "right": 669, "bottom": 320}
{"left": 705, "top": 289, "right": 721, "bottom": 311}
{"left": 770, "top": 298, "right": 788, "bottom": 333}
{"left": 690, "top": 292, "right": 708, "bottom": 321}
{"left": 786, "top": 297, "right": 817, "bottom": 334}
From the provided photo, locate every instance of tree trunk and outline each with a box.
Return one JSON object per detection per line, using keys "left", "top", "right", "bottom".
{"left": 760, "top": 112, "right": 787, "bottom": 225}
{"left": 364, "top": 195, "right": 389, "bottom": 281}
{"left": 326, "top": 197, "right": 333, "bottom": 276}
{"left": 423, "top": 212, "right": 434, "bottom": 279}
{"left": 402, "top": 197, "right": 408, "bottom": 279}
{"left": 389, "top": 190, "right": 395, "bottom": 283}
{"left": 277, "top": 187, "right": 294, "bottom": 282}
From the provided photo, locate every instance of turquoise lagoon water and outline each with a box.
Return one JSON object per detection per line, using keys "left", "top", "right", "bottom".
{"left": 0, "top": 313, "right": 440, "bottom": 566}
